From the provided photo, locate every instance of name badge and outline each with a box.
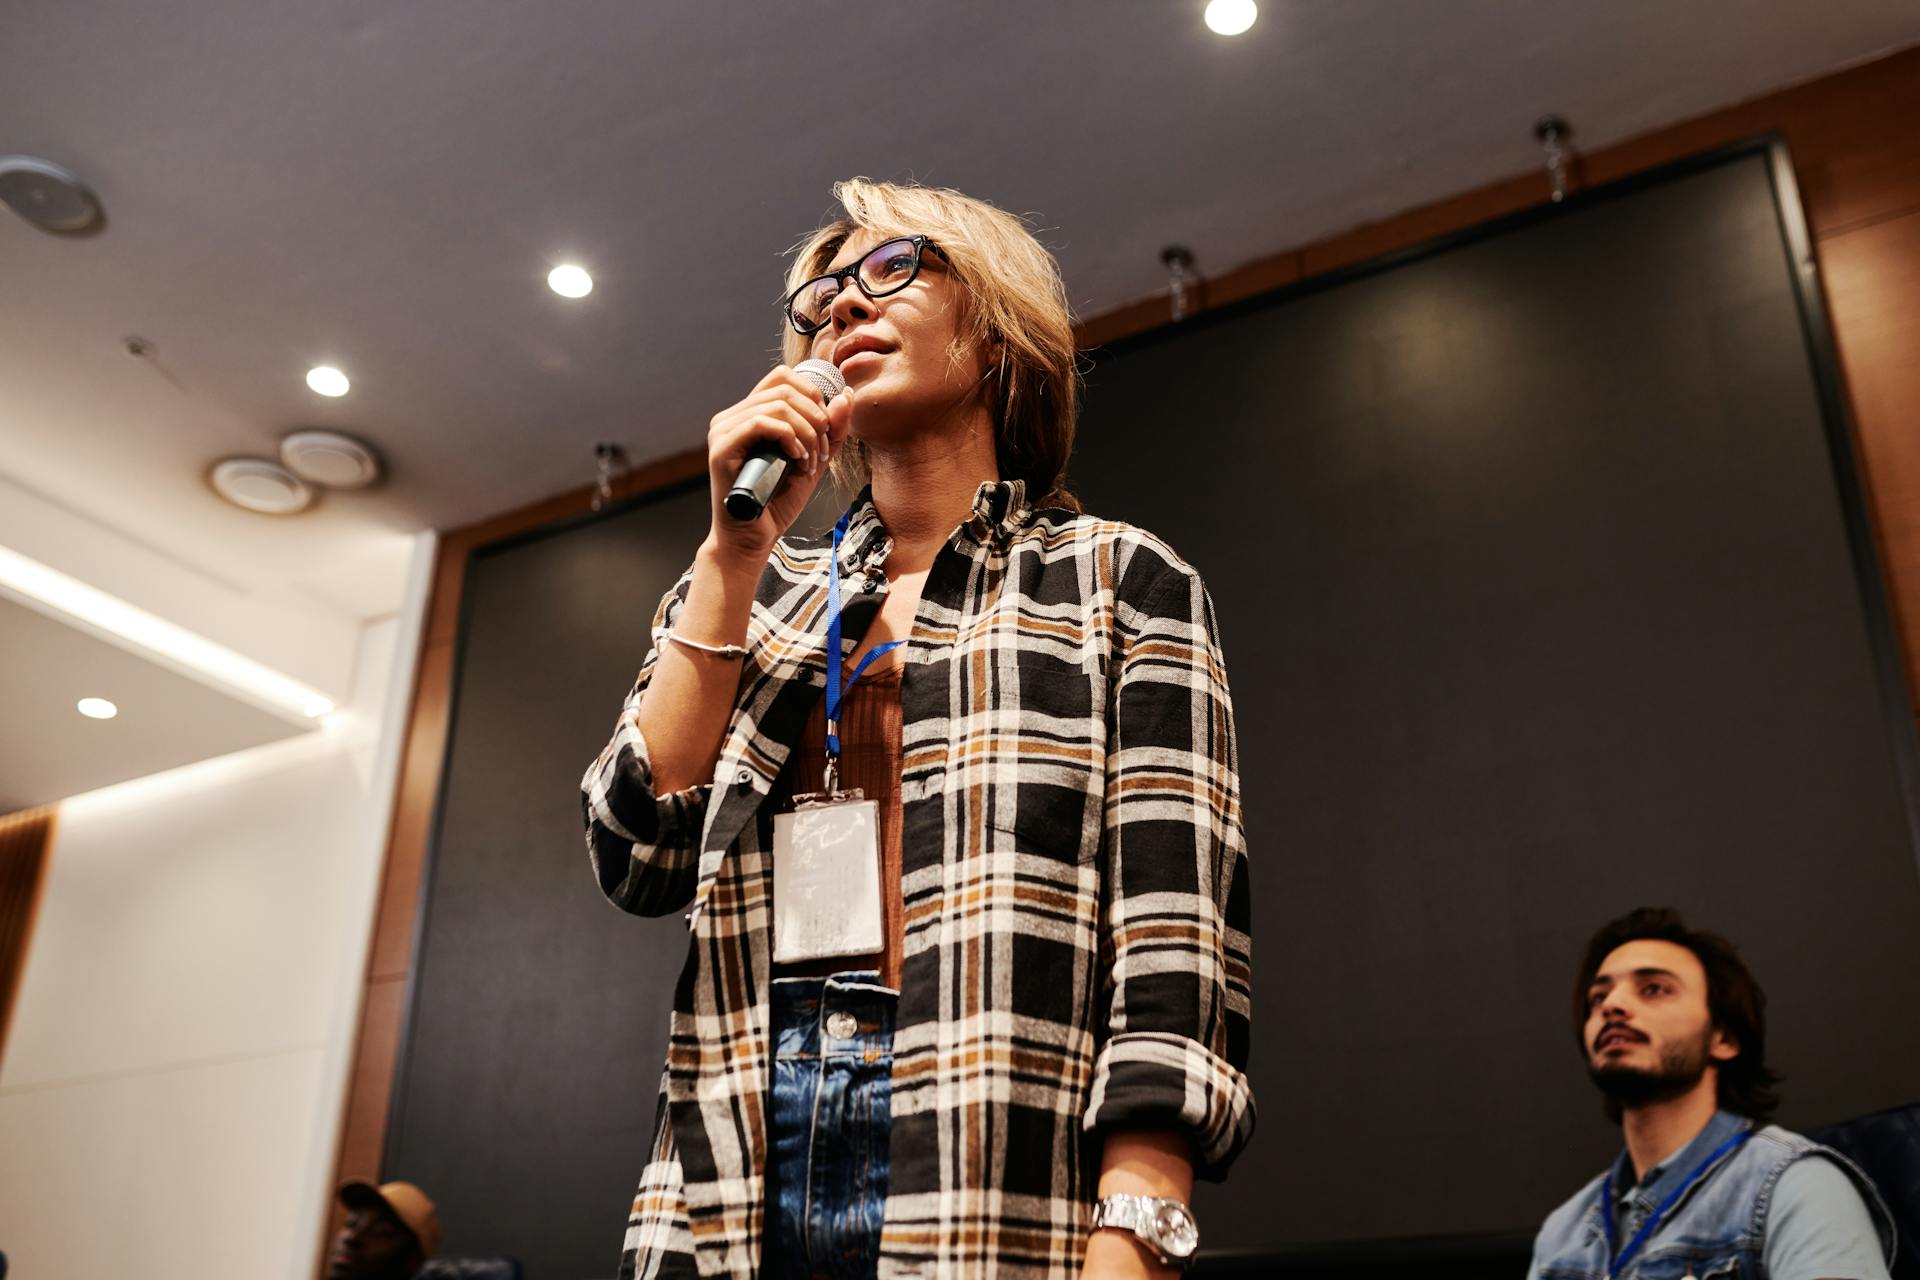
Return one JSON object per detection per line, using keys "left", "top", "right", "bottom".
{"left": 772, "top": 789, "right": 884, "bottom": 964}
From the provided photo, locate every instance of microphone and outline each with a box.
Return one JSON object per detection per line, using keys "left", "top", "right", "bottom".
{"left": 724, "top": 359, "right": 846, "bottom": 521}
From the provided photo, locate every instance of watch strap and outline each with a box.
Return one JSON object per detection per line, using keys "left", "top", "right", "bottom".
{"left": 1093, "top": 1194, "right": 1197, "bottom": 1268}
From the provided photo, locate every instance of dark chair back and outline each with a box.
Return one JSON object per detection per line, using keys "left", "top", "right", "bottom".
{"left": 1810, "top": 1102, "right": 1919, "bottom": 1280}
{"left": 416, "top": 1258, "right": 525, "bottom": 1280}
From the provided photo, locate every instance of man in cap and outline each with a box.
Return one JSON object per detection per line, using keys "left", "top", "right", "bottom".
{"left": 327, "top": 1180, "right": 441, "bottom": 1280}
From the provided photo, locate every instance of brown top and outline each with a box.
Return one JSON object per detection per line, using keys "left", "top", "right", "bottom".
{"left": 772, "top": 663, "right": 905, "bottom": 989}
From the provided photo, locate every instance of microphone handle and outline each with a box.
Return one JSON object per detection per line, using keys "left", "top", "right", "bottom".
{"left": 724, "top": 449, "right": 788, "bottom": 522}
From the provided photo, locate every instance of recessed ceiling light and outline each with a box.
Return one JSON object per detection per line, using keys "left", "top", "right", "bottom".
{"left": 306, "top": 365, "right": 350, "bottom": 397}
{"left": 280, "top": 429, "right": 383, "bottom": 489}
{"left": 1204, "top": 0, "right": 1257, "bottom": 35}
{"left": 209, "top": 457, "right": 314, "bottom": 515}
{"left": 548, "top": 264, "right": 594, "bottom": 298}
{"left": 77, "top": 697, "right": 118, "bottom": 720}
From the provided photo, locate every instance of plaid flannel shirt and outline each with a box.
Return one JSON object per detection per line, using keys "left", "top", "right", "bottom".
{"left": 582, "top": 480, "right": 1254, "bottom": 1279}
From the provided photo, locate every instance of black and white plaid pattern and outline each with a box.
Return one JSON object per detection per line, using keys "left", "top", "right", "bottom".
{"left": 583, "top": 481, "right": 1254, "bottom": 1279}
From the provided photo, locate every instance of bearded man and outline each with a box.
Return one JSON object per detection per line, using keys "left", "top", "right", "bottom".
{"left": 1527, "top": 907, "right": 1894, "bottom": 1280}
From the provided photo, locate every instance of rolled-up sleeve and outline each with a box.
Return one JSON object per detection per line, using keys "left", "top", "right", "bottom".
{"left": 1083, "top": 560, "right": 1255, "bottom": 1180}
{"left": 580, "top": 571, "right": 712, "bottom": 917}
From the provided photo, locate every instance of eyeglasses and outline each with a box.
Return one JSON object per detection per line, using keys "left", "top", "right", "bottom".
{"left": 783, "top": 235, "right": 945, "bottom": 336}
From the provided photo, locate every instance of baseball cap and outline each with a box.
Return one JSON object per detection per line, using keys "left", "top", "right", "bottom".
{"left": 338, "top": 1180, "right": 442, "bottom": 1259}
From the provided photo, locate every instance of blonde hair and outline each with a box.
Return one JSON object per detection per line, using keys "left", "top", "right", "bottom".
{"left": 782, "top": 178, "right": 1081, "bottom": 513}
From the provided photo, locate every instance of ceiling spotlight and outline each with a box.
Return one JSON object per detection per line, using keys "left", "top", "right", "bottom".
{"left": 77, "top": 697, "right": 119, "bottom": 720}
{"left": 209, "top": 457, "right": 314, "bottom": 515}
{"left": 1204, "top": 0, "right": 1257, "bottom": 35}
{"left": 0, "top": 155, "right": 104, "bottom": 235}
{"left": 280, "top": 429, "right": 383, "bottom": 489}
{"left": 306, "top": 365, "right": 350, "bottom": 397}
{"left": 548, "top": 264, "right": 594, "bottom": 298}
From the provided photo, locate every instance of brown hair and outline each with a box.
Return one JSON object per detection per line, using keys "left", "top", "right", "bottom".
{"left": 782, "top": 178, "right": 1081, "bottom": 512}
{"left": 1573, "top": 907, "right": 1782, "bottom": 1122}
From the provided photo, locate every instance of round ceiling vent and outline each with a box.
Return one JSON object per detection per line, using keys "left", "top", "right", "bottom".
{"left": 210, "top": 457, "right": 313, "bottom": 515}
{"left": 0, "top": 156, "right": 104, "bottom": 235}
{"left": 280, "top": 429, "right": 382, "bottom": 489}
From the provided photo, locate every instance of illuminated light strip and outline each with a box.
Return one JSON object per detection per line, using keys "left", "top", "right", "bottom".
{"left": 0, "top": 544, "right": 335, "bottom": 722}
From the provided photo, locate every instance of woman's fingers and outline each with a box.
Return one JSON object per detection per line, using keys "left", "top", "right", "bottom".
{"left": 711, "top": 415, "right": 814, "bottom": 477}
{"left": 709, "top": 390, "right": 828, "bottom": 473}
{"left": 766, "top": 387, "right": 830, "bottom": 465}
{"left": 765, "top": 373, "right": 833, "bottom": 428}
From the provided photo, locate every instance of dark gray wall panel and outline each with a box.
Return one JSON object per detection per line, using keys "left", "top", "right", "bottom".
{"left": 1071, "top": 148, "right": 1920, "bottom": 1250}
{"left": 387, "top": 482, "right": 708, "bottom": 1279}
{"left": 387, "top": 146, "right": 1920, "bottom": 1273}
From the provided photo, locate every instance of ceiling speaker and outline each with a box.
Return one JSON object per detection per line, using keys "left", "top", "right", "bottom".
{"left": 280, "top": 430, "right": 382, "bottom": 489}
{"left": 210, "top": 458, "right": 313, "bottom": 515}
{"left": 0, "top": 156, "right": 104, "bottom": 235}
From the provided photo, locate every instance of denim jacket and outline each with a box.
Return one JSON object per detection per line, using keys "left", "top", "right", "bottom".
{"left": 1532, "top": 1111, "right": 1894, "bottom": 1280}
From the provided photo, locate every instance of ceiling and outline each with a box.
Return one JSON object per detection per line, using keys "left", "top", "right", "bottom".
{"left": 0, "top": 597, "right": 311, "bottom": 813}
{"left": 2, "top": 2, "right": 1918, "bottom": 804}
{"left": 5, "top": 0, "right": 1918, "bottom": 621}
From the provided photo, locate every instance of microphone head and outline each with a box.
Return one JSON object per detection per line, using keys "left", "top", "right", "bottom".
{"left": 793, "top": 358, "right": 846, "bottom": 403}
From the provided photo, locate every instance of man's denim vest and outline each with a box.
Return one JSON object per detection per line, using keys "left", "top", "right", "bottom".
{"left": 1534, "top": 1111, "right": 1895, "bottom": 1280}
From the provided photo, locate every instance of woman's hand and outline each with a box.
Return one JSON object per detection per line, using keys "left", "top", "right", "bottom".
{"left": 704, "top": 364, "right": 855, "bottom": 563}
{"left": 635, "top": 365, "right": 852, "bottom": 794}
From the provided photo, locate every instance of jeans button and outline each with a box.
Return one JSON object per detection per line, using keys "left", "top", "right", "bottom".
{"left": 826, "top": 1011, "right": 858, "bottom": 1040}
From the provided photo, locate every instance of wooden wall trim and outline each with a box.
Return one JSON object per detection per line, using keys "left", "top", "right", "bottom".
{"left": 0, "top": 804, "right": 57, "bottom": 1066}
{"left": 322, "top": 43, "right": 1920, "bottom": 1271}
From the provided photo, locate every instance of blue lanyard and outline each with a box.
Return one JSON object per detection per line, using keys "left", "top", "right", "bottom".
{"left": 1601, "top": 1128, "right": 1752, "bottom": 1278}
{"left": 826, "top": 511, "right": 904, "bottom": 764}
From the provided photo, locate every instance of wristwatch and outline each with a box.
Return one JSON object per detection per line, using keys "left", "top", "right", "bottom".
{"left": 1092, "top": 1194, "right": 1200, "bottom": 1268}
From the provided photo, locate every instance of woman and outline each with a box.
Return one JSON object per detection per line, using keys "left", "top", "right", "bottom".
{"left": 582, "top": 179, "right": 1253, "bottom": 1280}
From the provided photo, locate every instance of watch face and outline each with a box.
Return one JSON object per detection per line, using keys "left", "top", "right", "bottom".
{"left": 1152, "top": 1201, "right": 1199, "bottom": 1259}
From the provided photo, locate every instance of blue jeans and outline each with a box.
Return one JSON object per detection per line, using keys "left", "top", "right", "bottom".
{"left": 762, "top": 972, "right": 896, "bottom": 1280}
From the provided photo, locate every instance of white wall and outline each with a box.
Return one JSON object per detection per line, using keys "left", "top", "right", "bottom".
{"left": 0, "top": 532, "right": 434, "bottom": 1280}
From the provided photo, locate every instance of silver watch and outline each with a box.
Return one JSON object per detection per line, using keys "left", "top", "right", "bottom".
{"left": 1092, "top": 1193, "right": 1199, "bottom": 1268}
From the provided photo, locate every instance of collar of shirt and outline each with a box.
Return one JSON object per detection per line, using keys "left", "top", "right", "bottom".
{"left": 834, "top": 479, "right": 1035, "bottom": 575}
{"left": 1609, "top": 1109, "right": 1753, "bottom": 1226}
{"left": 962, "top": 477, "right": 1033, "bottom": 545}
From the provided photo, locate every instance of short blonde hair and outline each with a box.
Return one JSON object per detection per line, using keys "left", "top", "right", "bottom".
{"left": 783, "top": 179, "right": 1080, "bottom": 513}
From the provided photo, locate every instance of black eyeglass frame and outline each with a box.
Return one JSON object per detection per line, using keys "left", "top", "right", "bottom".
{"left": 782, "top": 235, "right": 947, "bottom": 336}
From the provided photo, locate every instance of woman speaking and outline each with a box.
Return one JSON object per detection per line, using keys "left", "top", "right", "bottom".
{"left": 582, "top": 179, "right": 1254, "bottom": 1280}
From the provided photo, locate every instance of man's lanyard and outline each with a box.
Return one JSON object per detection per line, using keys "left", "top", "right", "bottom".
{"left": 824, "top": 510, "right": 903, "bottom": 794}
{"left": 1600, "top": 1128, "right": 1753, "bottom": 1278}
